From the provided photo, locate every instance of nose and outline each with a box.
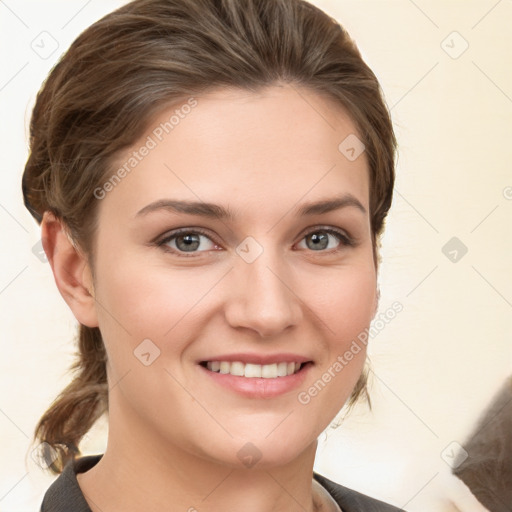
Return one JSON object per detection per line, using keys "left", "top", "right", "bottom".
{"left": 223, "top": 246, "right": 303, "bottom": 338}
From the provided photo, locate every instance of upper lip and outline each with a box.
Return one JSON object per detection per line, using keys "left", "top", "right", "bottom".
{"left": 199, "top": 353, "right": 312, "bottom": 365}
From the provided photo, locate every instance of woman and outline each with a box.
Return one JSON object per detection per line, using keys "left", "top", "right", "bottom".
{"left": 23, "top": 0, "right": 400, "bottom": 510}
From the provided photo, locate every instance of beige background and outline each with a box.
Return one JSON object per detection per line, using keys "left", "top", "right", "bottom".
{"left": 1, "top": 1, "right": 511, "bottom": 510}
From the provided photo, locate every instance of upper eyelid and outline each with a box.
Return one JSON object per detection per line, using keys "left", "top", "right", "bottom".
{"left": 157, "top": 225, "right": 353, "bottom": 249}
{"left": 157, "top": 227, "right": 218, "bottom": 245}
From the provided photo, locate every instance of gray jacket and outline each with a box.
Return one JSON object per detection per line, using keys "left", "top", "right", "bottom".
{"left": 40, "top": 454, "right": 406, "bottom": 511}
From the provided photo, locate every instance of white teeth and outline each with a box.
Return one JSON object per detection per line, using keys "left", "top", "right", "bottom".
{"left": 205, "top": 361, "right": 303, "bottom": 378}
{"left": 277, "top": 362, "right": 288, "bottom": 377}
{"left": 244, "top": 363, "right": 262, "bottom": 378}
{"left": 261, "top": 363, "right": 277, "bottom": 378}
{"left": 230, "top": 361, "right": 245, "bottom": 376}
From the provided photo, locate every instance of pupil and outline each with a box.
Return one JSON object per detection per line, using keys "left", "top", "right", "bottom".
{"left": 308, "top": 232, "right": 328, "bottom": 250}
{"left": 177, "top": 234, "right": 199, "bottom": 251}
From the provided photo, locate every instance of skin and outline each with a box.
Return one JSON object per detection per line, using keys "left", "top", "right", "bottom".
{"left": 42, "top": 84, "right": 379, "bottom": 512}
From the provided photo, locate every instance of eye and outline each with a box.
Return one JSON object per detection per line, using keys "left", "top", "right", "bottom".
{"left": 157, "top": 229, "right": 219, "bottom": 256}
{"left": 156, "top": 226, "right": 355, "bottom": 257}
{"left": 296, "top": 227, "right": 354, "bottom": 252}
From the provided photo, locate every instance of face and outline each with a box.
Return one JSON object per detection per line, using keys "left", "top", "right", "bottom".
{"left": 87, "top": 85, "right": 377, "bottom": 468}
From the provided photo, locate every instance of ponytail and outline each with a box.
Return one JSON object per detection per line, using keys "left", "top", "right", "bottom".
{"left": 32, "top": 325, "right": 108, "bottom": 474}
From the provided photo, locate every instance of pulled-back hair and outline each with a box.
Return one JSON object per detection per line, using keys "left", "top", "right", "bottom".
{"left": 23, "top": 0, "right": 397, "bottom": 474}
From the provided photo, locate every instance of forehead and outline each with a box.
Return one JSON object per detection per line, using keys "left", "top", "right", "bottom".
{"left": 97, "top": 84, "right": 370, "bottom": 222}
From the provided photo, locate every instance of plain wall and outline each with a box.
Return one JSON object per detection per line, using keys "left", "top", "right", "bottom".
{"left": 0, "top": 1, "right": 510, "bottom": 510}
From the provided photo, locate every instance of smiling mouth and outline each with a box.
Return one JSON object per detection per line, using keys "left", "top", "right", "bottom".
{"left": 200, "top": 361, "right": 307, "bottom": 378}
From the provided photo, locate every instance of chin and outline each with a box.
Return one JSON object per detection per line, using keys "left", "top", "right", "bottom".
{"left": 204, "top": 427, "right": 318, "bottom": 471}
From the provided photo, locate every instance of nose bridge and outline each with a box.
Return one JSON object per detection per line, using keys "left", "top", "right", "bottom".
{"left": 224, "top": 238, "right": 302, "bottom": 337}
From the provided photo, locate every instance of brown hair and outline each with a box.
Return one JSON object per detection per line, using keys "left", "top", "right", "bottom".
{"left": 23, "top": 0, "right": 397, "bottom": 474}
{"left": 453, "top": 376, "right": 512, "bottom": 510}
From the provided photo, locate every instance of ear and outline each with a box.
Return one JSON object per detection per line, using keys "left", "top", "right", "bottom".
{"left": 41, "top": 211, "right": 98, "bottom": 328}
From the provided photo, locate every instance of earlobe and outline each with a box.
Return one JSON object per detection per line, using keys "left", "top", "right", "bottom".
{"left": 41, "top": 211, "right": 98, "bottom": 328}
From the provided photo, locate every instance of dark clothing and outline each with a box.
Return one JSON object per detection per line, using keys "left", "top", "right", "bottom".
{"left": 40, "top": 454, "right": 405, "bottom": 511}
{"left": 314, "top": 473, "right": 406, "bottom": 512}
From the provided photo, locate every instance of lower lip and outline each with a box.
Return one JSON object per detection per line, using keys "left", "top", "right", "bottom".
{"left": 198, "top": 363, "right": 312, "bottom": 399}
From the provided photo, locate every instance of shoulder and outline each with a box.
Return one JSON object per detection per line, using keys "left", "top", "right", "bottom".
{"left": 313, "top": 472, "right": 407, "bottom": 512}
{"left": 41, "top": 456, "right": 405, "bottom": 512}
{"left": 40, "top": 454, "right": 102, "bottom": 512}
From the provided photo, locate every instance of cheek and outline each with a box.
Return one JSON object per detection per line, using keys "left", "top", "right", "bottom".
{"left": 91, "top": 252, "right": 222, "bottom": 367}
{"left": 90, "top": 256, "right": 206, "bottom": 410}
{"left": 91, "top": 253, "right": 171, "bottom": 361}
{"left": 302, "top": 264, "right": 375, "bottom": 408}
{"left": 309, "top": 263, "right": 377, "bottom": 344}
{"left": 94, "top": 253, "right": 184, "bottom": 331}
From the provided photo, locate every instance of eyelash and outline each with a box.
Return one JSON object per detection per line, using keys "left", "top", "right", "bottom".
{"left": 156, "top": 226, "right": 355, "bottom": 258}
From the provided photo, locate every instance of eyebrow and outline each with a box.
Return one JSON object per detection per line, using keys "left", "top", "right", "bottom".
{"left": 135, "top": 193, "right": 367, "bottom": 220}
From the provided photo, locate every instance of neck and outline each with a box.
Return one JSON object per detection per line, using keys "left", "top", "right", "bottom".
{"left": 77, "top": 400, "right": 320, "bottom": 512}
